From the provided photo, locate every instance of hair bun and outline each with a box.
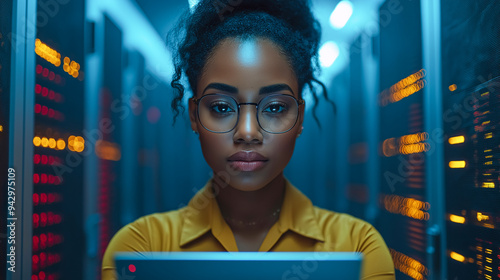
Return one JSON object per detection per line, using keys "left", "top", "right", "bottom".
{"left": 192, "top": 0, "right": 320, "bottom": 50}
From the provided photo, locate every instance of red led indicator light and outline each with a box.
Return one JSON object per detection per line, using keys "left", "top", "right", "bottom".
{"left": 33, "top": 174, "right": 40, "bottom": 184}
{"left": 128, "top": 264, "right": 136, "bottom": 273}
{"left": 41, "top": 193, "right": 47, "bottom": 203}
{"left": 33, "top": 193, "right": 39, "bottom": 205}
{"left": 41, "top": 173, "right": 47, "bottom": 184}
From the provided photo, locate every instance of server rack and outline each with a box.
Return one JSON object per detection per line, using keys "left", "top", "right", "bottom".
{"left": 441, "top": 1, "right": 500, "bottom": 279}
{"left": 344, "top": 0, "right": 500, "bottom": 279}
{"left": 31, "top": 0, "right": 86, "bottom": 279}
{"left": 5, "top": 0, "right": 86, "bottom": 279}
{"left": 376, "top": 1, "right": 430, "bottom": 279}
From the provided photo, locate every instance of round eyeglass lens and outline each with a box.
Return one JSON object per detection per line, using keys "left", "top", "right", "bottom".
{"left": 198, "top": 94, "right": 238, "bottom": 133}
{"left": 258, "top": 95, "right": 299, "bottom": 133}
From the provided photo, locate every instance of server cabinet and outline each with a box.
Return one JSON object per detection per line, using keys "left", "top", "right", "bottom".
{"left": 441, "top": 1, "right": 500, "bottom": 279}
{"left": 376, "top": 0, "right": 430, "bottom": 279}
{"left": 32, "top": 0, "right": 86, "bottom": 279}
{"left": 6, "top": 0, "right": 86, "bottom": 279}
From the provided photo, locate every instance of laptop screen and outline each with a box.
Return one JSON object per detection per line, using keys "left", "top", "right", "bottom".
{"left": 115, "top": 251, "right": 363, "bottom": 280}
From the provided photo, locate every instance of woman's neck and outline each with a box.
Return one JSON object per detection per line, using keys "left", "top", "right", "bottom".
{"left": 213, "top": 173, "right": 286, "bottom": 230}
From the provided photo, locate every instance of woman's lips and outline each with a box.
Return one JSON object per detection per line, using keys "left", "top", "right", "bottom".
{"left": 228, "top": 160, "right": 267, "bottom": 172}
{"left": 227, "top": 151, "right": 268, "bottom": 172}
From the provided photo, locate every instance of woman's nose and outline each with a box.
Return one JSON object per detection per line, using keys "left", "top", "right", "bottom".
{"left": 233, "top": 105, "right": 263, "bottom": 144}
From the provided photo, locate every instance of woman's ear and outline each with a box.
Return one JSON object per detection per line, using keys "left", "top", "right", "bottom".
{"left": 188, "top": 97, "right": 198, "bottom": 133}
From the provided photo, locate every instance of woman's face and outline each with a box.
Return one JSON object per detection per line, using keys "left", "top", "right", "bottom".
{"left": 189, "top": 37, "right": 304, "bottom": 192}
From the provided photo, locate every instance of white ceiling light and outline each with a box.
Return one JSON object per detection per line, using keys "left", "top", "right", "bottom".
{"left": 319, "top": 41, "right": 340, "bottom": 68}
{"left": 329, "top": 1, "right": 353, "bottom": 29}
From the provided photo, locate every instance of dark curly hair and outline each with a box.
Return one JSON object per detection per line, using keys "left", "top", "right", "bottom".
{"left": 167, "top": 0, "right": 336, "bottom": 128}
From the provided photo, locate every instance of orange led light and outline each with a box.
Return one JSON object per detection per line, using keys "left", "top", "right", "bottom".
{"left": 449, "top": 84, "right": 457, "bottom": 92}
{"left": 477, "top": 212, "right": 490, "bottom": 222}
{"left": 482, "top": 182, "right": 495, "bottom": 188}
{"left": 390, "top": 249, "right": 428, "bottom": 279}
{"left": 34, "top": 136, "right": 65, "bottom": 151}
{"left": 63, "top": 56, "right": 80, "bottom": 79}
{"left": 68, "top": 135, "right": 85, "bottom": 152}
{"left": 450, "top": 252, "right": 465, "bottom": 262}
{"left": 449, "top": 161, "right": 466, "bottom": 168}
{"left": 449, "top": 214, "right": 465, "bottom": 224}
{"left": 56, "top": 139, "right": 66, "bottom": 150}
{"left": 383, "top": 132, "right": 429, "bottom": 157}
{"left": 379, "top": 69, "right": 426, "bottom": 106}
{"left": 34, "top": 39, "right": 61, "bottom": 67}
{"left": 448, "top": 135, "right": 465, "bottom": 145}
{"left": 33, "top": 136, "right": 41, "bottom": 146}
{"left": 41, "top": 137, "right": 49, "bottom": 148}
{"left": 382, "top": 195, "right": 430, "bottom": 221}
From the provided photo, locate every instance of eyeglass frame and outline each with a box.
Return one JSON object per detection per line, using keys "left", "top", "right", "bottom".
{"left": 191, "top": 93, "right": 305, "bottom": 134}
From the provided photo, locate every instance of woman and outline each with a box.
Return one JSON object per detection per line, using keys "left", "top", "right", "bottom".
{"left": 102, "top": 0, "right": 395, "bottom": 279}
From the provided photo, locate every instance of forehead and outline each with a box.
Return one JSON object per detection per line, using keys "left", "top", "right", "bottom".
{"left": 198, "top": 38, "right": 298, "bottom": 97}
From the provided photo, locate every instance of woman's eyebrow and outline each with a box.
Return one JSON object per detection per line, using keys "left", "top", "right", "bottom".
{"left": 202, "top": 83, "right": 294, "bottom": 95}
{"left": 259, "top": 84, "right": 294, "bottom": 95}
{"left": 202, "top": 83, "right": 238, "bottom": 94}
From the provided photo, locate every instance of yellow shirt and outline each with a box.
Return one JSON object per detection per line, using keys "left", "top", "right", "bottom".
{"left": 102, "top": 178, "right": 395, "bottom": 279}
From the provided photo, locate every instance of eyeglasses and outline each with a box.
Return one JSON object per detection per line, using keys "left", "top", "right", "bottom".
{"left": 192, "top": 93, "right": 305, "bottom": 134}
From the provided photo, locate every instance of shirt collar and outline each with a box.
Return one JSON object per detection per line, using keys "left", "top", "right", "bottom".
{"left": 179, "top": 177, "right": 325, "bottom": 248}
{"left": 277, "top": 178, "right": 325, "bottom": 242}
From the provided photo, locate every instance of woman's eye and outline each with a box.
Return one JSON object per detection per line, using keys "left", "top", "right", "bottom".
{"left": 210, "top": 102, "right": 235, "bottom": 113}
{"left": 263, "top": 103, "right": 287, "bottom": 114}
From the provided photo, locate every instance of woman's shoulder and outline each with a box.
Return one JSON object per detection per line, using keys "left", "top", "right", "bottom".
{"left": 312, "top": 207, "right": 384, "bottom": 248}
{"left": 313, "top": 206, "right": 373, "bottom": 229}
